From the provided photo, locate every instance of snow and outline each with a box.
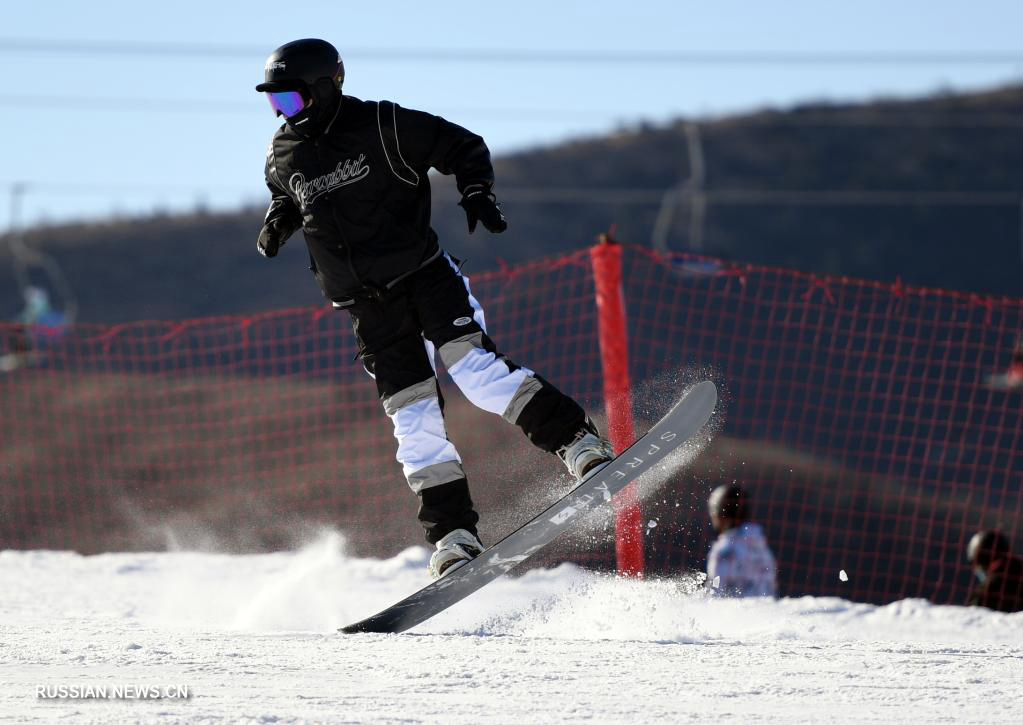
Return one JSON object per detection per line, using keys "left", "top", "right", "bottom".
{"left": 2, "top": 532, "right": 1021, "bottom": 723}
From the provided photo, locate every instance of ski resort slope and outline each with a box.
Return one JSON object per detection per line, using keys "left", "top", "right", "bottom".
{"left": 2, "top": 532, "right": 1020, "bottom": 724}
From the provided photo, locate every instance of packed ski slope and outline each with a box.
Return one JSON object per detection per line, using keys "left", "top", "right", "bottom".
{"left": 2, "top": 532, "right": 1020, "bottom": 723}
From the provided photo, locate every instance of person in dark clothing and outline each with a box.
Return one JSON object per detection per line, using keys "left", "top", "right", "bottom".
{"left": 966, "top": 530, "right": 1023, "bottom": 613}
{"left": 254, "top": 39, "right": 612, "bottom": 578}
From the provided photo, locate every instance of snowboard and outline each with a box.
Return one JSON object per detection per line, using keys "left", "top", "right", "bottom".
{"left": 340, "top": 380, "right": 717, "bottom": 634}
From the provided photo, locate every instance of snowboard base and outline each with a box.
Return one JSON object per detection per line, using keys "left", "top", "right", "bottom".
{"left": 341, "top": 380, "right": 717, "bottom": 634}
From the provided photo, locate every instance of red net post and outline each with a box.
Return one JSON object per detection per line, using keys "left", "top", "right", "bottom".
{"left": 590, "top": 233, "right": 643, "bottom": 576}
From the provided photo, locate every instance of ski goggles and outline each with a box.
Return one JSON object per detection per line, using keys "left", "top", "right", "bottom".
{"left": 265, "top": 90, "right": 309, "bottom": 118}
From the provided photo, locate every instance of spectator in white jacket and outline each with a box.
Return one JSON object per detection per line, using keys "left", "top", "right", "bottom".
{"left": 706, "top": 484, "right": 777, "bottom": 597}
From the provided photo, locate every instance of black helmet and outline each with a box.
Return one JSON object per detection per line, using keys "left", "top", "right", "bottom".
{"left": 256, "top": 39, "right": 344, "bottom": 136}
{"left": 708, "top": 484, "right": 749, "bottom": 525}
{"left": 967, "top": 530, "right": 1011, "bottom": 569}
{"left": 256, "top": 38, "right": 344, "bottom": 94}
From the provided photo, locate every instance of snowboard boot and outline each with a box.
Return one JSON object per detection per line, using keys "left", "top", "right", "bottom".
{"left": 428, "top": 528, "right": 484, "bottom": 579}
{"left": 557, "top": 417, "right": 614, "bottom": 483}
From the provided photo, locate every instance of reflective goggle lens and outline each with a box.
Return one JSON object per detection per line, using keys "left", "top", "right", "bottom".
{"left": 266, "top": 90, "right": 307, "bottom": 118}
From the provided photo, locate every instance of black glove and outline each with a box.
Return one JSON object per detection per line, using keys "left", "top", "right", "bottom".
{"left": 458, "top": 184, "right": 508, "bottom": 234}
{"left": 257, "top": 221, "right": 285, "bottom": 258}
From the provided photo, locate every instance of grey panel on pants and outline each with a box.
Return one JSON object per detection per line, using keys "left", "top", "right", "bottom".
{"left": 382, "top": 377, "right": 438, "bottom": 417}
{"left": 438, "top": 331, "right": 485, "bottom": 369}
{"left": 407, "top": 459, "right": 467, "bottom": 493}
{"left": 502, "top": 374, "right": 544, "bottom": 423}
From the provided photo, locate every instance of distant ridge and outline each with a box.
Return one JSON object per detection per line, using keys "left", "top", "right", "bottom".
{"left": 4, "top": 84, "right": 1023, "bottom": 322}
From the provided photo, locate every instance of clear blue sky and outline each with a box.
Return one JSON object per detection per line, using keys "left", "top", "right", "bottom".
{"left": 4, "top": 0, "right": 1023, "bottom": 228}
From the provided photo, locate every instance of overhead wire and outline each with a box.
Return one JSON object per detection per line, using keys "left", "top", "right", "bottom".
{"left": 3, "top": 37, "right": 1023, "bottom": 65}
{"left": 4, "top": 93, "right": 1023, "bottom": 128}
{"left": 1, "top": 34, "right": 1021, "bottom": 229}
{"left": 3, "top": 180, "right": 1019, "bottom": 207}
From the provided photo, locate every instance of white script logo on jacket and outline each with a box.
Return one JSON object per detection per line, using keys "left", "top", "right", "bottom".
{"left": 289, "top": 154, "right": 370, "bottom": 209}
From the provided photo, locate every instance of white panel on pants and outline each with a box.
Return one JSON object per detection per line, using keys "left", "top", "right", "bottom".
{"left": 388, "top": 396, "right": 461, "bottom": 482}
{"left": 445, "top": 346, "right": 532, "bottom": 417}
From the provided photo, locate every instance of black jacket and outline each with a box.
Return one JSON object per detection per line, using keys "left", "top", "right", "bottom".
{"left": 262, "top": 95, "right": 495, "bottom": 302}
{"left": 968, "top": 555, "right": 1023, "bottom": 613}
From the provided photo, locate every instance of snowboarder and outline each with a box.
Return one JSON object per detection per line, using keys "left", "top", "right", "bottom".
{"left": 706, "top": 484, "right": 778, "bottom": 597}
{"left": 254, "top": 39, "right": 612, "bottom": 578}
{"left": 966, "top": 530, "right": 1023, "bottom": 613}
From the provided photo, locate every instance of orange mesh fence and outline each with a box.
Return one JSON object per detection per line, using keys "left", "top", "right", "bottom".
{"left": 1, "top": 245, "right": 1020, "bottom": 605}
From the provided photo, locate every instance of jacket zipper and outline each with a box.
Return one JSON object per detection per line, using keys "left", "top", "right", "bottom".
{"left": 313, "top": 135, "right": 379, "bottom": 300}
